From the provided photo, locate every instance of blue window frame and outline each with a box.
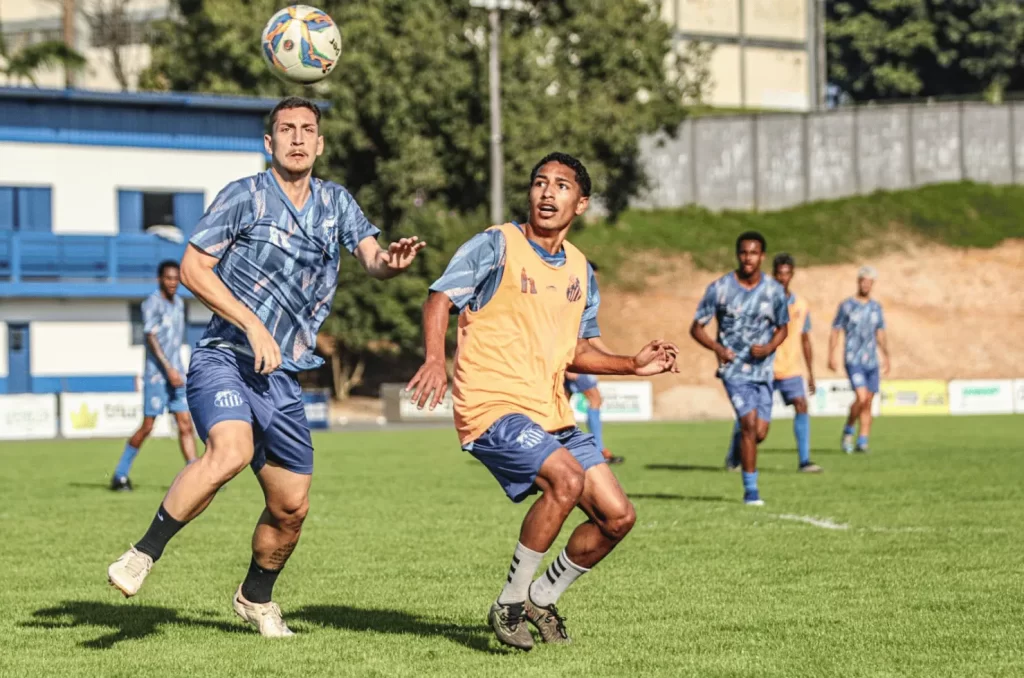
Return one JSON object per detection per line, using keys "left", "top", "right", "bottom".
{"left": 0, "top": 186, "right": 53, "bottom": 232}
{"left": 118, "top": 190, "right": 204, "bottom": 236}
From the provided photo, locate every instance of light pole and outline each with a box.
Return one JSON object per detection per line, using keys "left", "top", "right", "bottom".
{"left": 470, "top": 0, "right": 529, "bottom": 226}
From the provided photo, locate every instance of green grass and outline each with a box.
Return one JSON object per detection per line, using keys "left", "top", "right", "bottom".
{"left": 3, "top": 417, "right": 1023, "bottom": 677}
{"left": 577, "top": 182, "right": 1024, "bottom": 281}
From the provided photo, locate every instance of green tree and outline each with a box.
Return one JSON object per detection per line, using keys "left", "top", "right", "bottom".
{"left": 141, "top": 0, "right": 705, "bottom": 397}
{"left": 0, "top": 23, "right": 86, "bottom": 87}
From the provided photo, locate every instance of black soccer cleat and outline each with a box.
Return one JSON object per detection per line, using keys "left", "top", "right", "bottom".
{"left": 110, "top": 475, "right": 133, "bottom": 492}
{"left": 488, "top": 600, "right": 534, "bottom": 650}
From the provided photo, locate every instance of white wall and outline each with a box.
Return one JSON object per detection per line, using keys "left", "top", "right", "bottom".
{"left": 0, "top": 143, "right": 266, "bottom": 234}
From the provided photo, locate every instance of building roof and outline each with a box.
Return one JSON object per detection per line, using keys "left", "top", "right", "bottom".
{"left": 0, "top": 86, "right": 330, "bottom": 113}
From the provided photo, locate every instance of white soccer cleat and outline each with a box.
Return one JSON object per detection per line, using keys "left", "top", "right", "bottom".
{"left": 107, "top": 546, "right": 154, "bottom": 597}
{"left": 232, "top": 586, "right": 295, "bottom": 638}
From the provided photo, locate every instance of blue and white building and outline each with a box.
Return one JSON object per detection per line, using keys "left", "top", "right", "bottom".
{"left": 0, "top": 86, "right": 279, "bottom": 395}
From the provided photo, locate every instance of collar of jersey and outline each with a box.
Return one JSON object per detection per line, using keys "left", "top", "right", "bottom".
{"left": 512, "top": 221, "right": 566, "bottom": 267}
{"left": 731, "top": 270, "right": 765, "bottom": 291}
{"left": 266, "top": 169, "right": 316, "bottom": 221}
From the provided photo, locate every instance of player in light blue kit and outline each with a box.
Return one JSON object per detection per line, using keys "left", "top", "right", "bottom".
{"left": 690, "top": 232, "right": 789, "bottom": 506}
{"left": 112, "top": 261, "right": 199, "bottom": 493}
{"left": 829, "top": 266, "right": 890, "bottom": 453}
{"left": 106, "top": 97, "right": 425, "bottom": 636}
{"left": 111, "top": 261, "right": 197, "bottom": 491}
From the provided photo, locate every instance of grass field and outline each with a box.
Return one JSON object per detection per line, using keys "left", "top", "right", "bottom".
{"left": 3, "top": 416, "right": 1022, "bottom": 677}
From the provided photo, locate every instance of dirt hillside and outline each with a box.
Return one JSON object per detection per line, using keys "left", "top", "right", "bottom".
{"left": 597, "top": 240, "right": 1024, "bottom": 417}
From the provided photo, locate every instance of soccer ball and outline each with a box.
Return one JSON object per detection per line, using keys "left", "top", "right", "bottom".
{"left": 261, "top": 5, "right": 342, "bottom": 84}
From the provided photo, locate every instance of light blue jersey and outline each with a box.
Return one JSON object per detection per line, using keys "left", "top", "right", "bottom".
{"left": 429, "top": 224, "right": 601, "bottom": 339}
{"left": 694, "top": 272, "right": 790, "bottom": 384}
{"left": 832, "top": 297, "right": 886, "bottom": 369}
{"left": 189, "top": 170, "right": 380, "bottom": 372}
{"left": 142, "top": 290, "right": 185, "bottom": 385}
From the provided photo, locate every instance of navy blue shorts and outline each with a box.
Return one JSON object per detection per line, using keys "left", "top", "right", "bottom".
{"left": 186, "top": 347, "right": 314, "bottom": 475}
{"left": 463, "top": 413, "right": 606, "bottom": 503}
{"left": 724, "top": 381, "right": 773, "bottom": 422}
{"left": 772, "top": 376, "right": 806, "bottom": 405}
{"left": 565, "top": 374, "right": 599, "bottom": 394}
{"left": 144, "top": 378, "right": 188, "bottom": 417}
{"left": 846, "top": 365, "right": 880, "bottom": 394}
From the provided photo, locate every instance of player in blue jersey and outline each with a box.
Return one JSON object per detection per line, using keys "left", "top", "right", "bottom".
{"left": 110, "top": 261, "right": 197, "bottom": 491}
{"left": 829, "top": 266, "right": 890, "bottom": 453}
{"left": 107, "top": 97, "right": 425, "bottom": 637}
{"left": 690, "top": 232, "right": 789, "bottom": 505}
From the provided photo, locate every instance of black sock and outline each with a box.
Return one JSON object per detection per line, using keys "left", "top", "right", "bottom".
{"left": 135, "top": 504, "right": 187, "bottom": 561}
{"left": 241, "top": 557, "right": 282, "bottom": 604}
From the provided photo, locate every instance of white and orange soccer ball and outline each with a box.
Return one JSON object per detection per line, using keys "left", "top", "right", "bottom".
{"left": 261, "top": 5, "right": 343, "bottom": 84}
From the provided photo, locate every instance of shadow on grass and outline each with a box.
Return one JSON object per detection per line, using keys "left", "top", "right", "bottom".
{"left": 293, "top": 605, "right": 506, "bottom": 654}
{"left": 22, "top": 601, "right": 247, "bottom": 649}
{"left": 67, "top": 482, "right": 173, "bottom": 492}
{"left": 644, "top": 464, "right": 726, "bottom": 473}
{"left": 628, "top": 493, "right": 728, "bottom": 502}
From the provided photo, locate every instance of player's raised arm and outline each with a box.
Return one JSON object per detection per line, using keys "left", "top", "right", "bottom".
{"left": 570, "top": 338, "right": 679, "bottom": 376}
{"left": 355, "top": 236, "right": 427, "bottom": 280}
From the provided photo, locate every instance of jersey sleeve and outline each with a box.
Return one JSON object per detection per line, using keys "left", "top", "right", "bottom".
{"left": 803, "top": 310, "right": 812, "bottom": 334}
{"left": 831, "top": 301, "right": 848, "bottom": 330}
{"left": 429, "top": 230, "right": 504, "bottom": 312}
{"left": 773, "top": 289, "right": 790, "bottom": 328}
{"left": 336, "top": 186, "right": 382, "bottom": 254}
{"left": 141, "top": 297, "right": 160, "bottom": 335}
{"left": 189, "top": 181, "right": 252, "bottom": 259}
{"left": 694, "top": 282, "right": 717, "bottom": 326}
{"left": 578, "top": 263, "right": 601, "bottom": 339}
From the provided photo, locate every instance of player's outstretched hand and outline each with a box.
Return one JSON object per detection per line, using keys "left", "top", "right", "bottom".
{"left": 633, "top": 340, "right": 681, "bottom": 377}
{"left": 167, "top": 368, "right": 185, "bottom": 389}
{"left": 382, "top": 237, "right": 427, "bottom": 272}
{"left": 245, "top": 323, "right": 282, "bottom": 375}
{"left": 406, "top": 358, "right": 449, "bottom": 410}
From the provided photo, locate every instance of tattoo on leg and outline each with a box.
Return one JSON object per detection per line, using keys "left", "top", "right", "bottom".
{"left": 267, "top": 540, "right": 297, "bottom": 569}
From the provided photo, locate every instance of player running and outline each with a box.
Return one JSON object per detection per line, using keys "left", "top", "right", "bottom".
{"left": 407, "top": 152, "right": 678, "bottom": 650}
{"left": 768, "top": 253, "right": 821, "bottom": 473}
{"left": 691, "top": 232, "right": 789, "bottom": 506}
{"left": 829, "top": 266, "right": 889, "bottom": 453}
{"left": 106, "top": 97, "right": 425, "bottom": 637}
{"left": 111, "top": 260, "right": 197, "bottom": 491}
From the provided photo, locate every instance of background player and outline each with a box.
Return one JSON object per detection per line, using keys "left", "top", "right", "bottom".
{"left": 829, "top": 266, "right": 890, "bottom": 453}
{"left": 691, "top": 232, "right": 789, "bottom": 506}
{"left": 110, "top": 260, "right": 196, "bottom": 491}
{"left": 769, "top": 253, "right": 821, "bottom": 473}
{"left": 407, "top": 152, "right": 678, "bottom": 650}
{"left": 106, "top": 97, "right": 425, "bottom": 637}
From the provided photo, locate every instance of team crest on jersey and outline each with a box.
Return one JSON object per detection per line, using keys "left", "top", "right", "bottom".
{"left": 566, "top": 275, "right": 582, "bottom": 302}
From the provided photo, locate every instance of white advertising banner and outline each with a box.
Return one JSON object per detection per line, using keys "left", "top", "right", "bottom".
{"left": 571, "top": 380, "right": 654, "bottom": 423}
{"left": 0, "top": 394, "right": 58, "bottom": 440}
{"left": 1014, "top": 380, "right": 1024, "bottom": 414}
{"left": 948, "top": 380, "right": 1015, "bottom": 415}
{"left": 60, "top": 392, "right": 176, "bottom": 439}
{"left": 808, "top": 379, "right": 881, "bottom": 417}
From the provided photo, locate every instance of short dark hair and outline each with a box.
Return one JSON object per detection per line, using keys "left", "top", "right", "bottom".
{"left": 530, "top": 152, "right": 592, "bottom": 197}
{"left": 736, "top": 230, "right": 767, "bottom": 254}
{"left": 157, "top": 260, "right": 179, "bottom": 276}
{"left": 588, "top": 261, "right": 600, "bottom": 273}
{"left": 267, "top": 97, "right": 321, "bottom": 133}
{"left": 773, "top": 252, "right": 795, "bottom": 270}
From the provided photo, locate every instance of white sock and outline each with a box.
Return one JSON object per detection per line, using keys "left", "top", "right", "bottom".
{"left": 529, "top": 549, "right": 589, "bottom": 608}
{"left": 497, "top": 542, "right": 546, "bottom": 604}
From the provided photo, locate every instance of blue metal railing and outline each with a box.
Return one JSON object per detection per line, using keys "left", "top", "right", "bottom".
{"left": 0, "top": 232, "right": 187, "bottom": 283}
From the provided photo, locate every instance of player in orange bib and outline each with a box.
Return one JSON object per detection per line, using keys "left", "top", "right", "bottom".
{"left": 407, "top": 153, "right": 678, "bottom": 651}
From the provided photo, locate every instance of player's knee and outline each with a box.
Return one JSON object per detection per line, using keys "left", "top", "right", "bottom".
{"left": 138, "top": 418, "right": 155, "bottom": 436}
{"left": 756, "top": 428, "right": 769, "bottom": 444}
{"left": 551, "top": 466, "right": 585, "bottom": 508}
{"left": 793, "top": 398, "right": 808, "bottom": 415}
{"left": 605, "top": 501, "right": 636, "bottom": 541}
{"left": 270, "top": 495, "right": 309, "bottom": 531}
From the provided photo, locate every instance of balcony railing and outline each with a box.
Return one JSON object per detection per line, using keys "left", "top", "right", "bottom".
{"left": 0, "top": 232, "right": 191, "bottom": 297}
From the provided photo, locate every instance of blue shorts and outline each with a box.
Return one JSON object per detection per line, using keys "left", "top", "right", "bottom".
{"left": 463, "top": 413, "right": 606, "bottom": 503}
{"left": 724, "top": 381, "right": 773, "bottom": 422}
{"left": 565, "top": 374, "right": 599, "bottom": 394}
{"left": 846, "top": 365, "right": 880, "bottom": 394}
{"left": 186, "top": 347, "right": 314, "bottom": 475}
{"left": 772, "top": 376, "right": 806, "bottom": 405}
{"left": 144, "top": 379, "right": 188, "bottom": 417}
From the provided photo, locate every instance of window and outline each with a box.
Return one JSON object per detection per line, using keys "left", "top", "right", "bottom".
{"left": 129, "top": 302, "right": 145, "bottom": 345}
{"left": 118, "top": 190, "right": 204, "bottom": 235}
{"left": 0, "top": 186, "right": 53, "bottom": 232}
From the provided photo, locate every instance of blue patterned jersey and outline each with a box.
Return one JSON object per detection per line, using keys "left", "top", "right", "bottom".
{"left": 694, "top": 272, "right": 790, "bottom": 383}
{"left": 142, "top": 290, "right": 185, "bottom": 385}
{"left": 189, "top": 170, "right": 381, "bottom": 372}
{"left": 832, "top": 297, "right": 886, "bottom": 369}
{"left": 429, "top": 225, "right": 601, "bottom": 339}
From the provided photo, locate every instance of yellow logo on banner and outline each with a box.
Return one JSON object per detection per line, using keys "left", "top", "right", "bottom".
{"left": 879, "top": 380, "right": 949, "bottom": 416}
{"left": 70, "top": 403, "right": 99, "bottom": 429}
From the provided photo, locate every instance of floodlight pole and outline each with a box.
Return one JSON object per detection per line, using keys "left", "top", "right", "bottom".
{"left": 471, "top": 0, "right": 528, "bottom": 226}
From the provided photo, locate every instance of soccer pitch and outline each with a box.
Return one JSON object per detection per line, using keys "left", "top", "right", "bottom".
{"left": 3, "top": 417, "right": 1021, "bottom": 677}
